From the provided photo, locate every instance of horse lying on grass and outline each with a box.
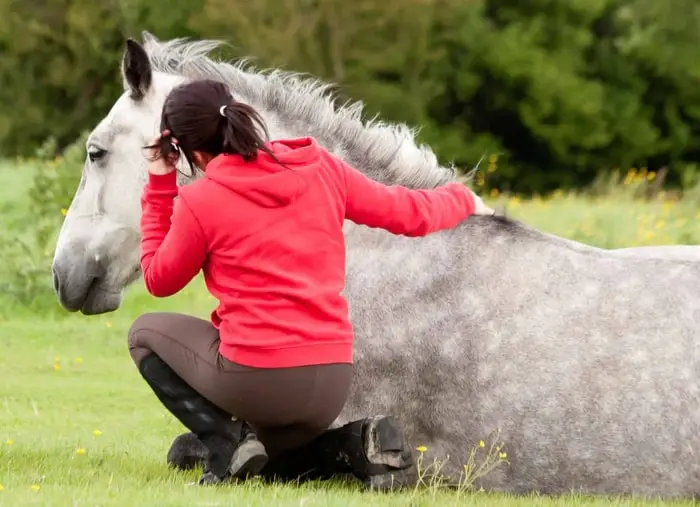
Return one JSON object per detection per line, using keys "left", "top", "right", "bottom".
{"left": 51, "top": 32, "right": 700, "bottom": 497}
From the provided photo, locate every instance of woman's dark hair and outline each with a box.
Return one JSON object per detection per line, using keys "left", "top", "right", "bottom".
{"left": 146, "top": 78, "right": 281, "bottom": 175}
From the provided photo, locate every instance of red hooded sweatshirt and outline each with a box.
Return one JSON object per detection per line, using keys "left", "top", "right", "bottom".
{"left": 140, "top": 137, "right": 476, "bottom": 368}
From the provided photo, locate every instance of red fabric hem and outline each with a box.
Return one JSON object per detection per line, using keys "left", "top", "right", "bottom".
{"left": 219, "top": 342, "right": 353, "bottom": 368}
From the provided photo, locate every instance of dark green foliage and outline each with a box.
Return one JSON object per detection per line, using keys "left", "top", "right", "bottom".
{"left": 0, "top": 0, "right": 698, "bottom": 193}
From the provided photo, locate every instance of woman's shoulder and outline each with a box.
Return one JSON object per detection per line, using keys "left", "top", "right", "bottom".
{"left": 177, "top": 178, "right": 213, "bottom": 204}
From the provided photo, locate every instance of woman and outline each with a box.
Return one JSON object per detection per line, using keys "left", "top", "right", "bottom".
{"left": 128, "top": 78, "right": 490, "bottom": 486}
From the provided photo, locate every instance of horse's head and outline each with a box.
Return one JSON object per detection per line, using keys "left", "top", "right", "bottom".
{"left": 51, "top": 39, "right": 184, "bottom": 314}
{"left": 51, "top": 31, "right": 472, "bottom": 315}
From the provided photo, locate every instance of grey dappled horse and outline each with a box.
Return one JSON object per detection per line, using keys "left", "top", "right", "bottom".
{"left": 51, "top": 33, "right": 700, "bottom": 498}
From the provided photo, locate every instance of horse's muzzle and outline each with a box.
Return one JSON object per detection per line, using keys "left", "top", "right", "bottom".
{"left": 51, "top": 246, "right": 107, "bottom": 313}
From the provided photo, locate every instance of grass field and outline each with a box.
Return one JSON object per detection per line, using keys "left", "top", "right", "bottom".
{"left": 0, "top": 161, "right": 699, "bottom": 506}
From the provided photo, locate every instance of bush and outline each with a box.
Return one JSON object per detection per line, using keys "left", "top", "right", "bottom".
{"left": 0, "top": 134, "right": 85, "bottom": 313}
{"left": 28, "top": 133, "right": 88, "bottom": 248}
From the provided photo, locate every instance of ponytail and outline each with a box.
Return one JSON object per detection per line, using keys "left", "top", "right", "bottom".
{"left": 153, "top": 78, "right": 288, "bottom": 171}
{"left": 219, "top": 102, "right": 269, "bottom": 162}
{"left": 219, "top": 100, "right": 287, "bottom": 167}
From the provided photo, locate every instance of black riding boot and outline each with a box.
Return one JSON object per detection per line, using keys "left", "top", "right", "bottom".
{"left": 261, "top": 415, "right": 417, "bottom": 491}
{"left": 166, "top": 416, "right": 416, "bottom": 490}
{"left": 138, "top": 353, "right": 268, "bottom": 484}
{"left": 167, "top": 431, "right": 208, "bottom": 471}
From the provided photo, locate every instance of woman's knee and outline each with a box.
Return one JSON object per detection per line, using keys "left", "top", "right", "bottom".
{"left": 127, "top": 312, "right": 218, "bottom": 369}
{"left": 127, "top": 312, "right": 167, "bottom": 366}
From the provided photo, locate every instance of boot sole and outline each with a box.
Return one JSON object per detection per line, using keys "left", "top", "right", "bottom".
{"left": 363, "top": 416, "right": 417, "bottom": 491}
{"left": 229, "top": 439, "right": 269, "bottom": 480}
{"left": 364, "top": 465, "right": 418, "bottom": 492}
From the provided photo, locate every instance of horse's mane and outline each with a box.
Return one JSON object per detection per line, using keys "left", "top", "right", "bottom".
{"left": 140, "top": 32, "right": 457, "bottom": 189}
{"left": 138, "top": 34, "right": 533, "bottom": 238}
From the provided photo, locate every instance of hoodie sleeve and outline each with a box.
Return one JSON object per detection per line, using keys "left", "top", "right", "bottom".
{"left": 337, "top": 156, "right": 477, "bottom": 237}
{"left": 140, "top": 172, "right": 207, "bottom": 298}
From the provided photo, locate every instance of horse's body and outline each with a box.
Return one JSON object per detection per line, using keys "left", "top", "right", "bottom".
{"left": 616, "top": 245, "right": 700, "bottom": 262}
{"left": 51, "top": 33, "right": 700, "bottom": 497}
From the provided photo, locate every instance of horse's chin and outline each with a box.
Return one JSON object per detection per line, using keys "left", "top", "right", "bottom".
{"left": 80, "top": 285, "right": 123, "bottom": 315}
{"left": 79, "top": 267, "right": 140, "bottom": 315}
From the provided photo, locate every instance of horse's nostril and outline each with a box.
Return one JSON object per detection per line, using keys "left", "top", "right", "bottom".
{"left": 52, "top": 267, "right": 60, "bottom": 293}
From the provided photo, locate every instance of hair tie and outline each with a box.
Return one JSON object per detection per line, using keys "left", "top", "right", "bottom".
{"left": 219, "top": 105, "right": 227, "bottom": 117}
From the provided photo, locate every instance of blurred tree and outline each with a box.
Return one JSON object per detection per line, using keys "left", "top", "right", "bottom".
{"left": 0, "top": 0, "right": 127, "bottom": 155}
{"left": 611, "top": 0, "right": 700, "bottom": 185}
{"left": 0, "top": 0, "right": 698, "bottom": 192}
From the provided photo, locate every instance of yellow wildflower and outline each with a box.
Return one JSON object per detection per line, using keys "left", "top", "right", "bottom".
{"left": 74, "top": 357, "right": 83, "bottom": 364}
{"left": 499, "top": 452, "right": 508, "bottom": 460}
{"left": 0, "top": 483, "right": 4, "bottom": 491}
{"left": 647, "top": 171, "right": 656, "bottom": 181}
{"left": 105, "top": 322, "right": 112, "bottom": 328}
{"left": 60, "top": 208, "right": 68, "bottom": 216}
{"left": 76, "top": 448, "right": 86, "bottom": 456}
{"left": 53, "top": 363, "right": 61, "bottom": 371}
{"left": 489, "top": 188, "right": 499, "bottom": 198}
{"left": 416, "top": 445, "right": 427, "bottom": 453}
{"left": 655, "top": 220, "right": 665, "bottom": 230}
{"left": 5, "top": 439, "right": 13, "bottom": 446}
{"left": 93, "top": 430, "right": 102, "bottom": 437}
{"left": 30, "top": 484, "right": 40, "bottom": 491}
{"left": 54, "top": 356, "right": 60, "bottom": 362}
{"left": 479, "top": 440, "right": 485, "bottom": 448}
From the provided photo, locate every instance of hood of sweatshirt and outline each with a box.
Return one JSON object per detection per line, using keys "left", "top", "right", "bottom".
{"left": 203, "top": 137, "right": 321, "bottom": 208}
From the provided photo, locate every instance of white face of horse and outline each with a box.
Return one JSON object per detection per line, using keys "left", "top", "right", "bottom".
{"left": 51, "top": 40, "right": 183, "bottom": 314}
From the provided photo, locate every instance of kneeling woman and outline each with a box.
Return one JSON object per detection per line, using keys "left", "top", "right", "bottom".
{"left": 128, "top": 78, "right": 485, "bottom": 486}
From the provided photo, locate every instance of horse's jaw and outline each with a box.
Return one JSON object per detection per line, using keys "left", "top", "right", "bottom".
{"left": 78, "top": 286, "right": 124, "bottom": 315}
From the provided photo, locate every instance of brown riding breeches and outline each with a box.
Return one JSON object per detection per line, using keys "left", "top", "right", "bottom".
{"left": 128, "top": 312, "right": 353, "bottom": 457}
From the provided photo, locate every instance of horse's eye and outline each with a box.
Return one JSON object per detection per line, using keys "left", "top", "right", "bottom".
{"left": 87, "top": 146, "right": 107, "bottom": 163}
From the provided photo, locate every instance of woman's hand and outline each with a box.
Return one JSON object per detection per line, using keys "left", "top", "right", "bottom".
{"left": 471, "top": 191, "right": 496, "bottom": 216}
{"left": 146, "top": 130, "right": 180, "bottom": 175}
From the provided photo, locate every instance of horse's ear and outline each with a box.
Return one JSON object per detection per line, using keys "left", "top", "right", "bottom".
{"left": 122, "top": 38, "right": 152, "bottom": 100}
{"left": 141, "top": 30, "right": 159, "bottom": 45}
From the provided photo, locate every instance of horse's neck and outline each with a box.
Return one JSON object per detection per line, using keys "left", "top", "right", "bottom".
{"left": 227, "top": 75, "right": 456, "bottom": 189}
{"left": 345, "top": 215, "right": 599, "bottom": 268}
{"left": 145, "top": 37, "right": 455, "bottom": 190}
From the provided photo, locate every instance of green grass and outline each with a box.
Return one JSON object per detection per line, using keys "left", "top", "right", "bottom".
{"left": 1, "top": 161, "right": 699, "bottom": 505}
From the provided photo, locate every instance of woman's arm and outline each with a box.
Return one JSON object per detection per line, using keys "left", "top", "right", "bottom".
{"left": 139, "top": 171, "right": 207, "bottom": 297}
